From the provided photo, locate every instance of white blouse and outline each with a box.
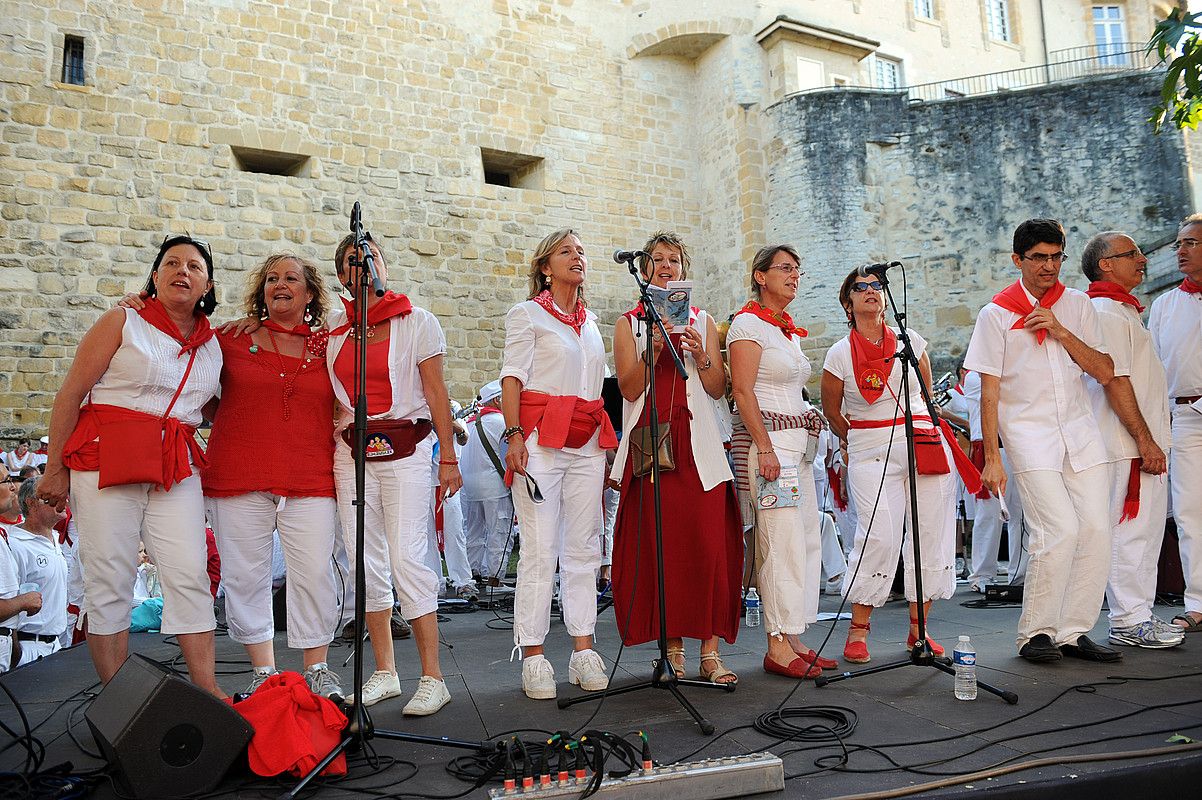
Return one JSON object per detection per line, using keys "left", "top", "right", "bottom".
{"left": 727, "top": 312, "right": 812, "bottom": 454}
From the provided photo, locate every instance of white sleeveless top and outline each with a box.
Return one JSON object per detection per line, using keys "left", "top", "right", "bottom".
{"left": 89, "top": 308, "right": 222, "bottom": 427}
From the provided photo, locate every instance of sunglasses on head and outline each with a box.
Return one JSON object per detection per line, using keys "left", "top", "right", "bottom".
{"left": 851, "top": 280, "right": 883, "bottom": 293}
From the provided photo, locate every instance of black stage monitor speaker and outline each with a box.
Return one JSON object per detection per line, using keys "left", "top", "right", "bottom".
{"left": 85, "top": 654, "right": 254, "bottom": 799}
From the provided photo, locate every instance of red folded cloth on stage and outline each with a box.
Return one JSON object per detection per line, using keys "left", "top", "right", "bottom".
{"left": 235, "top": 672, "right": 347, "bottom": 778}
{"left": 991, "top": 279, "right": 1066, "bottom": 344}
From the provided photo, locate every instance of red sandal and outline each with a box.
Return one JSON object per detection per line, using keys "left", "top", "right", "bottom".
{"left": 907, "top": 616, "right": 944, "bottom": 656}
{"left": 843, "top": 621, "right": 871, "bottom": 664}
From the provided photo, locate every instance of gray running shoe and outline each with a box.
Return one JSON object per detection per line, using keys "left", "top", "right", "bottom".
{"left": 245, "top": 667, "right": 279, "bottom": 695}
{"left": 1108, "top": 620, "right": 1182, "bottom": 649}
{"left": 305, "top": 663, "right": 344, "bottom": 698}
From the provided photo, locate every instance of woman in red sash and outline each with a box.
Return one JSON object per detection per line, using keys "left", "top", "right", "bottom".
{"left": 501, "top": 228, "right": 616, "bottom": 700}
{"left": 610, "top": 232, "right": 743, "bottom": 685}
{"left": 39, "top": 235, "right": 224, "bottom": 694}
{"left": 202, "top": 254, "right": 342, "bottom": 698}
{"left": 820, "top": 267, "right": 958, "bottom": 664}
{"left": 728, "top": 245, "right": 832, "bottom": 680}
{"left": 325, "top": 235, "right": 461, "bottom": 716}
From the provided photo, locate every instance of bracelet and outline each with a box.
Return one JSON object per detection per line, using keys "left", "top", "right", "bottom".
{"left": 757, "top": 448, "right": 775, "bottom": 456}
{"left": 439, "top": 459, "right": 458, "bottom": 466}
{"left": 697, "top": 356, "right": 713, "bottom": 371}
{"left": 501, "top": 426, "right": 524, "bottom": 442}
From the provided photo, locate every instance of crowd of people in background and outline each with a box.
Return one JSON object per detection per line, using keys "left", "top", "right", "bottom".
{"left": 1, "top": 213, "right": 1198, "bottom": 720}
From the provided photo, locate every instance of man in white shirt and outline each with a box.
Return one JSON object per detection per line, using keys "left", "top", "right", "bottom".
{"left": 1080, "top": 232, "right": 1179, "bottom": 648}
{"left": 460, "top": 381, "right": 516, "bottom": 590}
{"left": 8, "top": 477, "right": 69, "bottom": 664}
{"left": 965, "top": 218, "right": 1154, "bottom": 664}
{"left": 0, "top": 476, "right": 43, "bottom": 673}
{"left": 1149, "top": 214, "right": 1202, "bottom": 634}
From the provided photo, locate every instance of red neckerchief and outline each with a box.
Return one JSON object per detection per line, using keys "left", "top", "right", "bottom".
{"left": 848, "top": 327, "right": 897, "bottom": 404}
{"left": 991, "top": 279, "right": 1066, "bottom": 345}
{"left": 138, "top": 297, "right": 215, "bottom": 356}
{"left": 55, "top": 509, "right": 73, "bottom": 547}
{"left": 261, "top": 318, "right": 328, "bottom": 360}
{"left": 476, "top": 406, "right": 502, "bottom": 416}
{"left": 1086, "top": 281, "right": 1145, "bottom": 312}
{"left": 0, "top": 514, "right": 22, "bottom": 527}
{"left": 734, "top": 300, "right": 807, "bottom": 339}
{"left": 533, "top": 290, "right": 588, "bottom": 336}
{"left": 953, "top": 382, "right": 964, "bottom": 395}
{"left": 1181, "top": 277, "right": 1202, "bottom": 294}
{"left": 329, "top": 291, "right": 412, "bottom": 336}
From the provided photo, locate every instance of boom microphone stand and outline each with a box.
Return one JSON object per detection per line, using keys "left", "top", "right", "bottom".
{"left": 814, "top": 263, "right": 1018, "bottom": 706}
{"left": 284, "top": 203, "right": 490, "bottom": 798}
{"left": 557, "top": 251, "right": 734, "bottom": 735}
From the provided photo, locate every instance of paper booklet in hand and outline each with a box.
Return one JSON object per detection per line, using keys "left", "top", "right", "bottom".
{"left": 646, "top": 281, "right": 693, "bottom": 327}
{"left": 757, "top": 464, "right": 801, "bottom": 510}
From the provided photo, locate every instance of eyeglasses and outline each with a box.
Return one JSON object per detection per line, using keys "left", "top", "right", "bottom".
{"left": 1171, "top": 238, "right": 1202, "bottom": 251}
{"left": 851, "top": 280, "right": 884, "bottom": 293}
{"left": 763, "top": 264, "right": 804, "bottom": 276}
{"left": 1102, "top": 248, "right": 1142, "bottom": 261}
{"left": 1, "top": 478, "right": 16, "bottom": 485}
{"left": 1020, "top": 251, "right": 1067, "bottom": 265}
{"left": 160, "top": 234, "right": 212, "bottom": 260}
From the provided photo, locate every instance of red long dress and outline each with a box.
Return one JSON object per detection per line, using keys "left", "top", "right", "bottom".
{"left": 611, "top": 326, "right": 744, "bottom": 646}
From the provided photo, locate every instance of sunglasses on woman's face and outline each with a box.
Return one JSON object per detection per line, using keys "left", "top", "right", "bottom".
{"left": 851, "top": 280, "right": 883, "bottom": 293}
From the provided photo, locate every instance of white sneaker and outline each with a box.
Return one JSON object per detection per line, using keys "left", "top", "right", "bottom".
{"left": 568, "top": 649, "right": 609, "bottom": 692}
{"left": 347, "top": 670, "right": 402, "bottom": 707}
{"left": 522, "top": 655, "right": 557, "bottom": 700}
{"left": 402, "top": 675, "right": 450, "bottom": 716}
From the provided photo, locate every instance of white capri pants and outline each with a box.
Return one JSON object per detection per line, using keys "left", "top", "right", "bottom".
{"left": 206, "top": 492, "right": 338, "bottom": 649}
{"left": 333, "top": 439, "right": 439, "bottom": 620}
{"left": 71, "top": 470, "right": 214, "bottom": 636}
{"left": 512, "top": 435, "right": 604, "bottom": 647}
{"left": 751, "top": 440, "right": 822, "bottom": 636}
{"left": 843, "top": 436, "right": 957, "bottom": 607}
{"left": 1105, "top": 463, "right": 1170, "bottom": 627}
{"left": 1013, "top": 457, "right": 1111, "bottom": 649}
{"left": 1170, "top": 405, "right": 1202, "bottom": 615}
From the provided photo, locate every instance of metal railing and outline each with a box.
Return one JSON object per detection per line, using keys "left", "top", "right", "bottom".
{"left": 1049, "top": 41, "right": 1144, "bottom": 66}
{"left": 786, "top": 46, "right": 1163, "bottom": 104}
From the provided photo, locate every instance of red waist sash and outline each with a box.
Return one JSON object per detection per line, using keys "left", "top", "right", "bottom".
{"left": 62, "top": 404, "right": 206, "bottom": 490}
{"left": 517, "top": 391, "right": 618, "bottom": 450}
{"left": 847, "top": 415, "right": 981, "bottom": 494}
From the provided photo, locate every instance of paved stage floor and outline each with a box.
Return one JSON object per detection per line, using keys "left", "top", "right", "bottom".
{"left": 3, "top": 582, "right": 1202, "bottom": 798}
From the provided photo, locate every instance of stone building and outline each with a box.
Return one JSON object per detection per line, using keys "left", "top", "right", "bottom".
{"left": 0, "top": 0, "right": 1193, "bottom": 437}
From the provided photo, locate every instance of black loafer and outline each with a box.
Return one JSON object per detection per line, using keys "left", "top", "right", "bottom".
{"left": 1019, "top": 633, "right": 1062, "bottom": 663}
{"left": 1061, "top": 634, "right": 1122, "bottom": 663}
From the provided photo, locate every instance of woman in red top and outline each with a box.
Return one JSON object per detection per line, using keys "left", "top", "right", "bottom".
{"left": 609, "top": 232, "right": 743, "bottom": 685}
{"left": 202, "top": 253, "right": 342, "bottom": 698}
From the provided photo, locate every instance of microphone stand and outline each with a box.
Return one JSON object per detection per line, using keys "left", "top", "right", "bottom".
{"left": 283, "top": 203, "right": 490, "bottom": 799}
{"left": 814, "top": 265, "right": 1018, "bottom": 706}
{"left": 556, "top": 254, "right": 733, "bottom": 735}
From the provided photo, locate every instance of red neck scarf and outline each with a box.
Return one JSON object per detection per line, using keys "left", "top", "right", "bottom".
{"left": 848, "top": 327, "right": 897, "bottom": 404}
{"left": 1086, "top": 281, "right": 1144, "bottom": 312}
{"left": 138, "top": 298, "right": 214, "bottom": 356}
{"left": 734, "top": 300, "right": 808, "bottom": 339}
{"left": 1181, "top": 277, "right": 1202, "bottom": 294}
{"left": 330, "top": 291, "right": 412, "bottom": 336}
{"left": 262, "top": 318, "right": 312, "bottom": 336}
{"left": 991, "top": 279, "right": 1066, "bottom": 344}
{"left": 533, "top": 290, "right": 588, "bottom": 336}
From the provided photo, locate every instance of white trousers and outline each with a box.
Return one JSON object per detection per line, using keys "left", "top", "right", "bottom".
{"left": 72, "top": 470, "right": 214, "bottom": 635}
{"left": 968, "top": 447, "right": 1028, "bottom": 586}
{"left": 818, "top": 511, "right": 847, "bottom": 583}
{"left": 599, "top": 486, "right": 619, "bottom": 568}
{"left": 16, "top": 638, "right": 62, "bottom": 666}
{"left": 333, "top": 440, "right": 439, "bottom": 620}
{"left": 511, "top": 439, "right": 604, "bottom": 647}
{"left": 1170, "top": 406, "right": 1202, "bottom": 614}
{"left": 425, "top": 489, "right": 473, "bottom": 588}
{"left": 1105, "top": 463, "right": 1170, "bottom": 627}
{"left": 470, "top": 494, "right": 516, "bottom": 580}
{"left": 751, "top": 441, "right": 822, "bottom": 635}
{"left": 464, "top": 498, "right": 486, "bottom": 576}
{"left": 843, "top": 439, "right": 957, "bottom": 607}
{"left": 1013, "top": 458, "right": 1111, "bottom": 648}
{"left": 206, "top": 493, "right": 338, "bottom": 649}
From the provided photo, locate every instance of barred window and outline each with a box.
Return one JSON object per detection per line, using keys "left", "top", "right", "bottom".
{"left": 986, "top": 0, "right": 1011, "bottom": 42}
{"left": 61, "top": 35, "right": 85, "bottom": 85}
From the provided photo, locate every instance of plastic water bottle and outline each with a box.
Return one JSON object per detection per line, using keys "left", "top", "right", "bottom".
{"left": 744, "top": 588, "right": 761, "bottom": 628}
{"left": 953, "top": 635, "right": 977, "bottom": 700}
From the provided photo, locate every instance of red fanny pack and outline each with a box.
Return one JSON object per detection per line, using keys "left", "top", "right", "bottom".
{"left": 912, "top": 428, "right": 950, "bottom": 475}
{"left": 341, "top": 419, "right": 432, "bottom": 461}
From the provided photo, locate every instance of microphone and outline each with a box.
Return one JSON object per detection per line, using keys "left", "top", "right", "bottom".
{"left": 858, "top": 261, "right": 903, "bottom": 279}
{"left": 613, "top": 249, "right": 649, "bottom": 264}
{"left": 350, "top": 201, "right": 361, "bottom": 233}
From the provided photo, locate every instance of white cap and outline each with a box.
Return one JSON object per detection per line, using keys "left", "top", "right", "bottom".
{"left": 478, "top": 379, "right": 502, "bottom": 404}
{"left": 40, "top": 436, "right": 49, "bottom": 444}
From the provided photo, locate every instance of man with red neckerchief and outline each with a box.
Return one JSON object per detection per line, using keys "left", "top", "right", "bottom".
{"left": 1149, "top": 214, "right": 1202, "bottom": 634}
{"left": 965, "top": 218, "right": 1134, "bottom": 664}
{"left": 1079, "top": 232, "right": 1177, "bottom": 649}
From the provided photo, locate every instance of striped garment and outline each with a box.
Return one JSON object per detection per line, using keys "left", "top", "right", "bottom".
{"left": 731, "top": 410, "right": 824, "bottom": 528}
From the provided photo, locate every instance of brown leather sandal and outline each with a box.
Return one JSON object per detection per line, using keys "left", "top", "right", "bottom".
{"left": 699, "top": 651, "right": 738, "bottom": 685}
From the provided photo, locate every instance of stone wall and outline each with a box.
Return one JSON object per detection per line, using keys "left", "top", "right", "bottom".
{"left": 764, "top": 72, "right": 1193, "bottom": 373}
